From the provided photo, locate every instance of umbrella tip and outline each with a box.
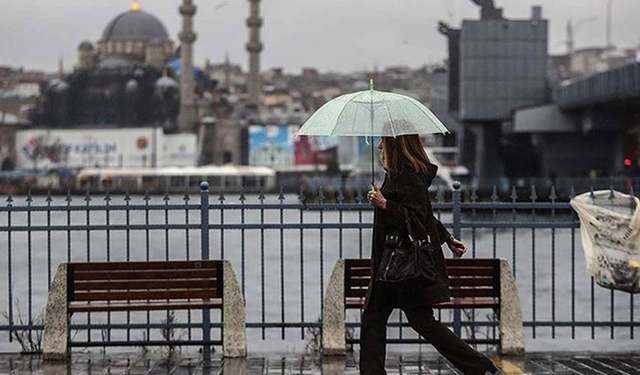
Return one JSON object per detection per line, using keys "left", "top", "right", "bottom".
{"left": 369, "top": 79, "right": 374, "bottom": 92}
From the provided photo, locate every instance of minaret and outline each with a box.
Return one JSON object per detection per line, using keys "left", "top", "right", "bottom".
{"left": 224, "top": 52, "right": 231, "bottom": 91}
{"left": 58, "top": 56, "right": 64, "bottom": 78}
{"left": 178, "top": 0, "right": 197, "bottom": 132}
{"left": 246, "top": 0, "right": 263, "bottom": 110}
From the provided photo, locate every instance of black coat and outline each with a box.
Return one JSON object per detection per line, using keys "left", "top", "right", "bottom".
{"left": 364, "top": 163, "right": 453, "bottom": 310}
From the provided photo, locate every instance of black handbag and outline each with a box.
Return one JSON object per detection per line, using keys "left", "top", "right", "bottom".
{"left": 377, "top": 207, "right": 438, "bottom": 284}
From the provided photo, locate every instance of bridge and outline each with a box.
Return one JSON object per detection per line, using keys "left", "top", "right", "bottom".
{"left": 554, "top": 62, "right": 640, "bottom": 109}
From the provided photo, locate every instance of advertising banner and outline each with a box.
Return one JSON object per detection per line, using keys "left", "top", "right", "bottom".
{"left": 249, "top": 125, "right": 339, "bottom": 166}
{"left": 16, "top": 128, "right": 197, "bottom": 169}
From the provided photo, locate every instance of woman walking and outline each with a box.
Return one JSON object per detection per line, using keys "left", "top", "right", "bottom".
{"left": 361, "top": 135, "right": 499, "bottom": 375}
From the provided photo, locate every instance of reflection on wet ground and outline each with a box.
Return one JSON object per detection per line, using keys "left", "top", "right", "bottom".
{"left": 2, "top": 351, "right": 640, "bottom": 374}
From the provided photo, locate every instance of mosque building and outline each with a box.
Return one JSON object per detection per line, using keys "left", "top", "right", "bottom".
{"left": 20, "top": 1, "right": 201, "bottom": 170}
{"left": 41, "top": 0, "right": 182, "bottom": 129}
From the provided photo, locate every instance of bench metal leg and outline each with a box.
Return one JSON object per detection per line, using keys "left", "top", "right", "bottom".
{"left": 499, "top": 259, "right": 525, "bottom": 356}
{"left": 222, "top": 260, "right": 247, "bottom": 357}
{"left": 322, "top": 259, "right": 346, "bottom": 356}
{"left": 43, "top": 263, "right": 69, "bottom": 361}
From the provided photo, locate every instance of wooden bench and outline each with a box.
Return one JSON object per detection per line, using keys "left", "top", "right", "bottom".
{"left": 322, "top": 258, "right": 524, "bottom": 356}
{"left": 43, "top": 260, "right": 246, "bottom": 361}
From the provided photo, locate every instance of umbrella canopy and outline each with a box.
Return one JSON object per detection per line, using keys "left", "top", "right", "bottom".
{"left": 296, "top": 87, "right": 450, "bottom": 137}
{"left": 296, "top": 81, "right": 450, "bottom": 188}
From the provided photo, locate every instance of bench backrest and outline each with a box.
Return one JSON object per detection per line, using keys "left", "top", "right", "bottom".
{"left": 67, "top": 260, "right": 223, "bottom": 304}
{"left": 344, "top": 258, "right": 501, "bottom": 308}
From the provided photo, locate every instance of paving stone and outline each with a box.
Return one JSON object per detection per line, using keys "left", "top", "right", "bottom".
{"left": 2, "top": 352, "right": 640, "bottom": 374}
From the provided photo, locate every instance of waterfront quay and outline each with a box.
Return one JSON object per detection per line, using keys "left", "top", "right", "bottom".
{"left": 1, "top": 181, "right": 638, "bottom": 372}
{"left": 2, "top": 351, "right": 640, "bottom": 375}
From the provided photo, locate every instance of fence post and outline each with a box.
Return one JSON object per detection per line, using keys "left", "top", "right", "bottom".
{"left": 200, "top": 181, "right": 211, "bottom": 360}
{"left": 452, "top": 181, "right": 462, "bottom": 337}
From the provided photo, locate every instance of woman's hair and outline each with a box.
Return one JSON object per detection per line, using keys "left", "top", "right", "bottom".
{"left": 381, "top": 135, "right": 431, "bottom": 175}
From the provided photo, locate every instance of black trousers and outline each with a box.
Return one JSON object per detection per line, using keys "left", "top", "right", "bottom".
{"left": 359, "top": 288, "right": 496, "bottom": 375}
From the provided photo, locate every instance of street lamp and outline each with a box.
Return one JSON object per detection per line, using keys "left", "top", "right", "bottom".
{"left": 606, "top": 0, "right": 614, "bottom": 49}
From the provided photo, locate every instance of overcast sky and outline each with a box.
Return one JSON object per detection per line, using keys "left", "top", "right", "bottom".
{"left": 1, "top": 0, "right": 639, "bottom": 74}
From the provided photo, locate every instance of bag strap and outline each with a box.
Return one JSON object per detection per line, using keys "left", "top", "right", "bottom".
{"left": 402, "top": 206, "right": 430, "bottom": 244}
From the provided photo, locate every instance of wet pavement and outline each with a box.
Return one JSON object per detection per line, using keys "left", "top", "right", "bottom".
{"left": 1, "top": 351, "right": 639, "bottom": 374}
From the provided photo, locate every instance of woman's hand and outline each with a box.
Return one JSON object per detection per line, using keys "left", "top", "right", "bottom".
{"left": 367, "top": 185, "right": 387, "bottom": 209}
{"left": 446, "top": 237, "right": 467, "bottom": 257}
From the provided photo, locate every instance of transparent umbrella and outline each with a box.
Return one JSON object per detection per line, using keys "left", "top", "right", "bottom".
{"left": 296, "top": 80, "right": 450, "bottom": 186}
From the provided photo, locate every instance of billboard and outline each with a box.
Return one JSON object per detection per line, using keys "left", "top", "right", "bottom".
{"left": 249, "top": 125, "right": 339, "bottom": 166}
{"left": 16, "top": 128, "right": 197, "bottom": 169}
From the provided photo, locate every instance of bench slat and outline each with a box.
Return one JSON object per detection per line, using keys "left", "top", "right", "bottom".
{"left": 346, "top": 268, "right": 371, "bottom": 277}
{"left": 345, "top": 297, "right": 499, "bottom": 310}
{"left": 70, "top": 260, "right": 219, "bottom": 271}
{"left": 347, "top": 278, "right": 370, "bottom": 287}
{"left": 73, "top": 289, "right": 218, "bottom": 302}
{"left": 348, "top": 277, "right": 495, "bottom": 288}
{"left": 449, "top": 288, "right": 499, "bottom": 298}
{"left": 73, "top": 269, "right": 217, "bottom": 281}
{"left": 447, "top": 267, "right": 496, "bottom": 277}
{"left": 448, "top": 277, "right": 495, "bottom": 287}
{"left": 68, "top": 300, "right": 223, "bottom": 313}
{"left": 74, "top": 279, "right": 218, "bottom": 291}
{"left": 436, "top": 298, "right": 499, "bottom": 309}
{"left": 446, "top": 258, "right": 499, "bottom": 267}
{"left": 346, "top": 288, "right": 368, "bottom": 298}
{"left": 345, "top": 259, "right": 370, "bottom": 267}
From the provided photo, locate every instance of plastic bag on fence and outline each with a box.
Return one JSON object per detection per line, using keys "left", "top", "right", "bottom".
{"left": 570, "top": 190, "right": 640, "bottom": 293}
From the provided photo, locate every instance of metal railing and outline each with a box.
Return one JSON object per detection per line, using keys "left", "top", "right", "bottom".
{"left": 0, "top": 181, "right": 638, "bottom": 352}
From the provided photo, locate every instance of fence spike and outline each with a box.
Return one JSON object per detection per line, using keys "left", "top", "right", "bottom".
{"left": 239, "top": 187, "right": 246, "bottom": 202}
{"left": 218, "top": 189, "right": 226, "bottom": 202}
{"left": 356, "top": 188, "right": 364, "bottom": 204}
{"left": 278, "top": 186, "right": 285, "bottom": 202}
{"left": 124, "top": 190, "right": 131, "bottom": 202}
{"left": 183, "top": 191, "right": 190, "bottom": 202}
{"left": 529, "top": 185, "right": 537, "bottom": 202}
{"left": 84, "top": 187, "right": 92, "bottom": 203}
{"left": 470, "top": 185, "right": 478, "bottom": 203}
{"left": 6, "top": 193, "right": 13, "bottom": 205}
{"left": 104, "top": 190, "right": 111, "bottom": 202}
{"left": 491, "top": 186, "right": 498, "bottom": 202}
{"left": 26, "top": 189, "right": 33, "bottom": 203}
{"left": 510, "top": 186, "right": 518, "bottom": 202}
{"left": 337, "top": 187, "right": 345, "bottom": 204}
{"left": 318, "top": 185, "right": 325, "bottom": 204}
{"left": 46, "top": 188, "right": 53, "bottom": 203}
{"left": 258, "top": 187, "right": 265, "bottom": 202}
{"left": 298, "top": 186, "right": 306, "bottom": 203}
{"left": 608, "top": 186, "right": 615, "bottom": 200}
{"left": 436, "top": 185, "right": 444, "bottom": 203}
{"left": 144, "top": 190, "right": 151, "bottom": 201}
{"left": 550, "top": 185, "right": 557, "bottom": 202}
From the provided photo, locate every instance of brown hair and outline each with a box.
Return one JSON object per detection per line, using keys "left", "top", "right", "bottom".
{"left": 381, "top": 135, "right": 431, "bottom": 175}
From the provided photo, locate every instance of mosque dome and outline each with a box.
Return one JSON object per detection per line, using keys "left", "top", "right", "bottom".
{"left": 78, "top": 41, "right": 94, "bottom": 51}
{"left": 101, "top": 1, "right": 169, "bottom": 42}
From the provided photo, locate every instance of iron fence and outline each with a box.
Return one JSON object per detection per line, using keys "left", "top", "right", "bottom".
{"left": 0, "top": 181, "right": 638, "bottom": 353}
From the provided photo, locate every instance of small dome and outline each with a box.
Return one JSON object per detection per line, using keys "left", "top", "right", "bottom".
{"left": 102, "top": 8, "right": 169, "bottom": 42}
{"left": 156, "top": 76, "right": 179, "bottom": 88}
{"left": 78, "top": 41, "right": 94, "bottom": 51}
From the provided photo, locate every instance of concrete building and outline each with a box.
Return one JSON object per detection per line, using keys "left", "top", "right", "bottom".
{"left": 441, "top": 0, "right": 548, "bottom": 179}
